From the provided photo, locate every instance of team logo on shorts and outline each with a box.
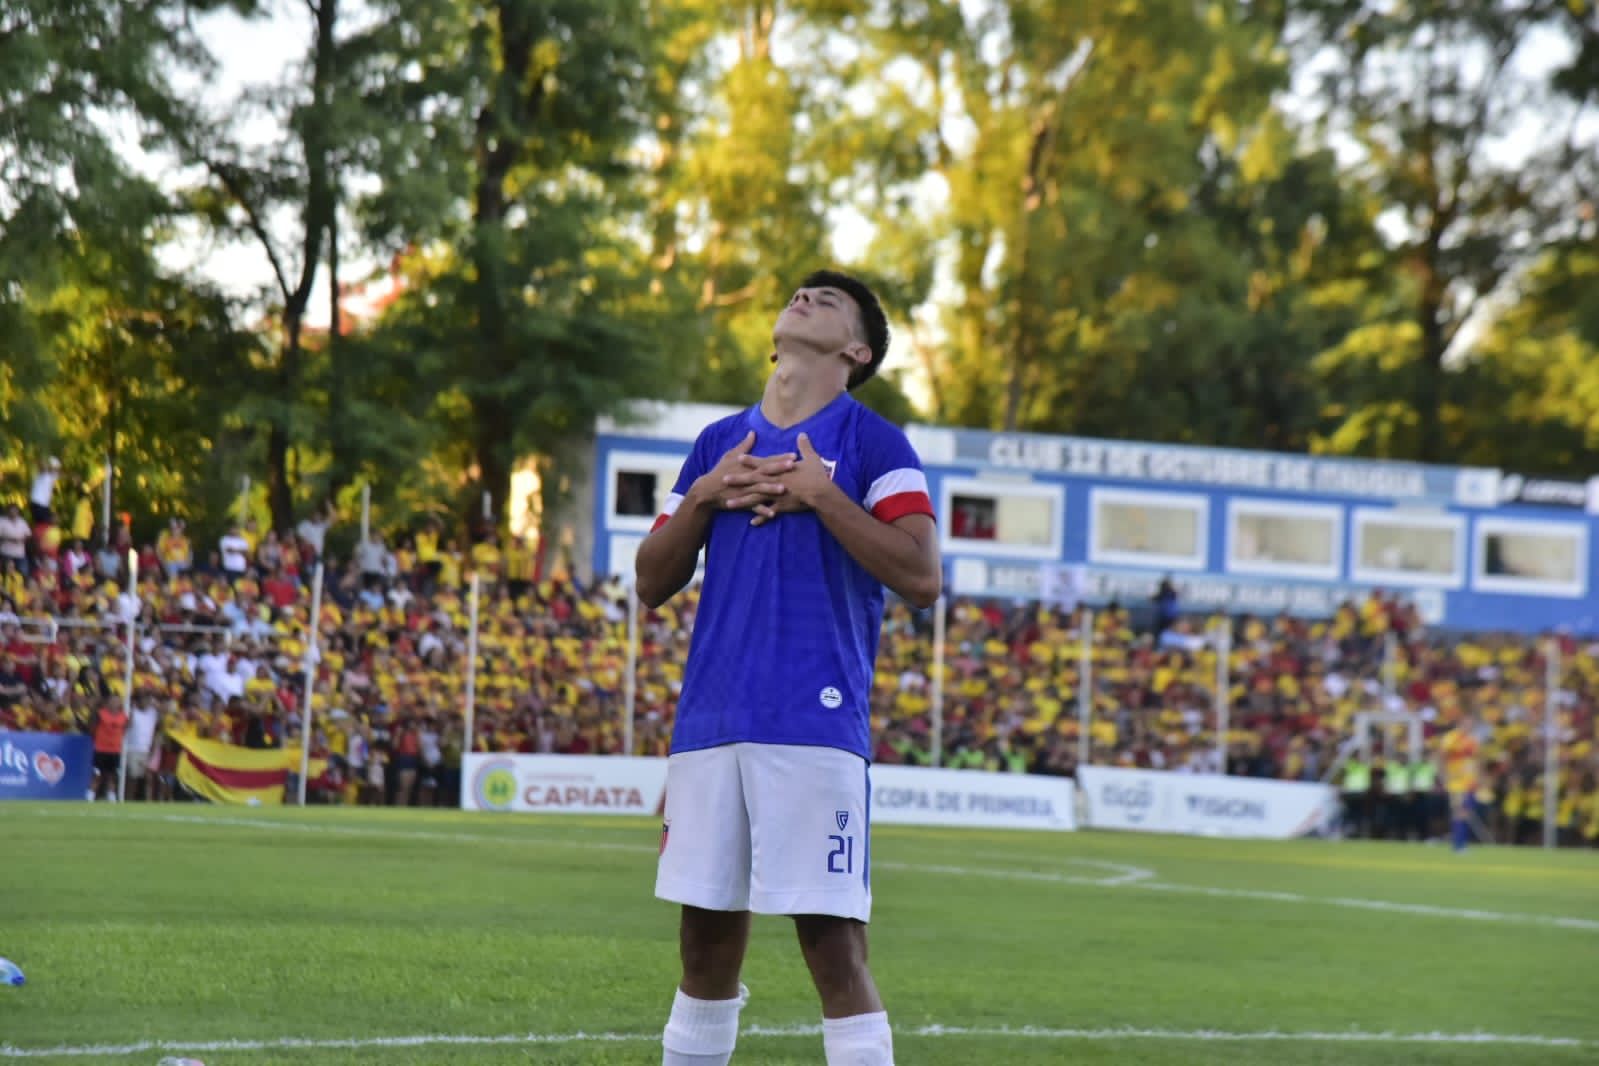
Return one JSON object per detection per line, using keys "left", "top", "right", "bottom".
{"left": 819, "top": 686, "right": 843, "bottom": 709}
{"left": 836, "top": 811, "right": 850, "bottom": 831}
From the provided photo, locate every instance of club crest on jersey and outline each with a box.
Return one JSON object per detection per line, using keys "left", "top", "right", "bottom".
{"left": 836, "top": 811, "right": 850, "bottom": 832}
{"left": 819, "top": 456, "right": 838, "bottom": 480}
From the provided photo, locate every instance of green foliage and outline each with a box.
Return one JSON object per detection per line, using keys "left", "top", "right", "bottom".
{"left": 1293, "top": 0, "right": 1595, "bottom": 463}
{"left": 2, "top": 235, "right": 258, "bottom": 544}
{"left": 1450, "top": 247, "right": 1599, "bottom": 477}
{"left": 0, "top": 0, "right": 253, "bottom": 530}
{"left": 344, "top": 0, "right": 665, "bottom": 529}
{"left": 7, "top": 0, "right": 1599, "bottom": 539}
{"left": 857, "top": 1, "right": 1323, "bottom": 447}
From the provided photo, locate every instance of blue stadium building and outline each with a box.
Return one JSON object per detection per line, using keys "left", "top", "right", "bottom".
{"left": 590, "top": 403, "right": 1599, "bottom": 634}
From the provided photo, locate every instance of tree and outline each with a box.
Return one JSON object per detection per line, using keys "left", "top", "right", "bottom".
{"left": 1296, "top": 0, "right": 1595, "bottom": 463}
{"left": 853, "top": 1, "right": 1306, "bottom": 443}
{"left": 350, "top": 0, "right": 664, "bottom": 530}
{"left": 174, "top": 0, "right": 352, "bottom": 531}
{"left": 20, "top": 234, "right": 257, "bottom": 542}
{"left": 1084, "top": 133, "right": 1375, "bottom": 453}
{"left": 1451, "top": 246, "right": 1599, "bottom": 477}
{"left": 640, "top": 2, "right": 897, "bottom": 409}
{"left": 0, "top": 0, "right": 231, "bottom": 494}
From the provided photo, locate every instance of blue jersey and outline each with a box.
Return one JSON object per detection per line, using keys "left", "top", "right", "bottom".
{"left": 652, "top": 393, "right": 935, "bottom": 760}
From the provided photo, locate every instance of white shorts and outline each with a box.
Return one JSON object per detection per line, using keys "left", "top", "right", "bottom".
{"left": 655, "top": 743, "right": 872, "bottom": 922}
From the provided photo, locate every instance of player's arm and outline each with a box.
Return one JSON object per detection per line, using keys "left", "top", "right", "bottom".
{"left": 635, "top": 431, "right": 797, "bottom": 608}
{"left": 786, "top": 433, "right": 941, "bottom": 609}
{"left": 634, "top": 486, "right": 716, "bottom": 609}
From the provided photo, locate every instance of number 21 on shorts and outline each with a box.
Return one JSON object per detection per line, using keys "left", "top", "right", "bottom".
{"left": 827, "top": 810, "right": 854, "bottom": 874}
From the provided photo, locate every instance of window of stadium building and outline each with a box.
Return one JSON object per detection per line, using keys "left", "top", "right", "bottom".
{"left": 1474, "top": 518, "right": 1587, "bottom": 598}
{"left": 1226, "top": 500, "right": 1342, "bottom": 580}
{"left": 1089, "top": 489, "right": 1207, "bottom": 571}
{"left": 607, "top": 452, "right": 686, "bottom": 531}
{"left": 941, "top": 478, "right": 1061, "bottom": 559}
{"left": 615, "top": 472, "right": 658, "bottom": 517}
{"left": 1351, "top": 510, "right": 1465, "bottom": 588}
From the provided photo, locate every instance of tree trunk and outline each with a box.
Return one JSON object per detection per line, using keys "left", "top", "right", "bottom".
{"left": 266, "top": 0, "right": 338, "bottom": 533}
{"left": 470, "top": 160, "right": 509, "bottom": 537}
{"left": 326, "top": 179, "right": 348, "bottom": 499}
{"left": 1004, "top": 111, "right": 1056, "bottom": 433}
{"left": 268, "top": 315, "right": 300, "bottom": 532}
{"left": 466, "top": 2, "right": 540, "bottom": 536}
{"left": 1415, "top": 251, "right": 1447, "bottom": 463}
{"left": 472, "top": 399, "right": 512, "bottom": 535}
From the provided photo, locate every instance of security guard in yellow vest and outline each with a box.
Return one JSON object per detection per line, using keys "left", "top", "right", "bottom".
{"left": 1384, "top": 754, "right": 1411, "bottom": 840}
{"left": 1342, "top": 757, "right": 1372, "bottom": 839}
{"left": 1410, "top": 756, "right": 1438, "bottom": 841}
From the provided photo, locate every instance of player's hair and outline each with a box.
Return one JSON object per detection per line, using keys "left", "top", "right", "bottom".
{"left": 800, "top": 269, "right": 890, "bottom": 390}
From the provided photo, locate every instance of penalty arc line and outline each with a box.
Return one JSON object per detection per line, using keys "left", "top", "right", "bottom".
{"left": 1, "top": 1023, "right": 1594, "bottom": 1059}
{"left": 28, "top": 808, "right": 1599, "bottom": 933}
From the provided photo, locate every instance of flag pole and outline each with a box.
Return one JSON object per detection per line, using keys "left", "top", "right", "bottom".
{"left": 297, "top": 563, "right": 325, "bottom": 806}
{"left": 930, "top": 595, "right": 946, "bottom": 767}
{"left": 1544, "top": 640, "right": 1560, "bottom": 849}
{"left": 117, "top": 548, "right": 138, "bottom": 802}
{"left": 101, "top": 459, "right": 113, "bottom": 548}
{"left": 464, "top": 571, "right": 481, "bottom": 759}
{"left": 1076, "top": 609, "right": 1093, "bottom": 769}
{"left": 622, "top": 582, "right": 638, "bottom": 756}
{"left": 1215, "top": 619, "right": 1231, "bottom": 775}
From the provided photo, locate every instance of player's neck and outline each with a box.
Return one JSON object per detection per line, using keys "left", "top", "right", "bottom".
{"left": 760, "top": 355, "right": 846, "bottom": 429}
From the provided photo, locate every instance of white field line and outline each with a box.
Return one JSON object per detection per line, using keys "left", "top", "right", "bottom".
{"left": 948, "top": 853, "right": 1157, "bottom": 886}
{"left": 30, "top": 809, "right": 655, "bottom": 855}
{"left": 1, "top": 1023, "right": 1593, "bottom": 1059}
{"left": 895, "top": 861, "right": 1599, "bottom": 932}
{"left": 27, "top": 808, "right": 1599, "bottom": 933}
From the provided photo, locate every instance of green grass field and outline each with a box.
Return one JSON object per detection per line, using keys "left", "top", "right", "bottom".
{"left": 2, "top": 804, "right": 1596, "bottom": 1065}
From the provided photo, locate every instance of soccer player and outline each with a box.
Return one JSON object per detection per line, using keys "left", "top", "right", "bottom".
{"left": 635, "top": 270, "right": 940, "bottom": 1066}
{"left": 1442, "top": 710, "right": 1481, "bottom": 852}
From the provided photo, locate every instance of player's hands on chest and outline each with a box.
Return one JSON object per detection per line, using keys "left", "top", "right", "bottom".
{"left": 737, "top": 433, "right": 842, "bottom": 527}
{"left": 691, "top": 431, "right": 798, "bottom": 512}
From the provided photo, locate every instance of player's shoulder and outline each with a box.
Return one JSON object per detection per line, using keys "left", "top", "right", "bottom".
{"left": 841, "top": 398, "right": 921, "bottom": 464}
{"left": 841, "top": 396, "right": 913, "bottom": 446}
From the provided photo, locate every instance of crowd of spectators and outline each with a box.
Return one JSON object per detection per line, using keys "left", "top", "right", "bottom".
{"left": 1, "top": 463, "right": 1596, "bottom": 846}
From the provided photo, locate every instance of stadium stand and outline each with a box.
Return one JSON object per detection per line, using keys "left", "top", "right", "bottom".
{"left": 0, "top": 502, "right": 1594, "bottom": 846}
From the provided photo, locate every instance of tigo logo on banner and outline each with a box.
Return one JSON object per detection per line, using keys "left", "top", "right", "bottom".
{"left": 1078, "top": 766, "right": 1337, "bottom": 839}
{"left": 1099, "top": 779, "right": 1157, "bottom": 826}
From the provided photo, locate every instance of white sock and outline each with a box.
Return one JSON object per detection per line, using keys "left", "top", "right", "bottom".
{"left": 662, "top": 984, "right": 748, "bottom": 1066}
{"left": 822, "top": 1011, "right": 894, "bottom": 1066}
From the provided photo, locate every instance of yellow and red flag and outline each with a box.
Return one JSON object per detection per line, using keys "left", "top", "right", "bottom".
{"left": 171, "top": 733, "right": 328, "bottom": 806}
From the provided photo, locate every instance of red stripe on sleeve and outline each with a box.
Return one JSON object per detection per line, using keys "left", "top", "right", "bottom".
{"left": 871, "top": 492, "right": 935, "bottom": 524}
{"left": 650, "top": 513, "right": 671, "bottom": 533}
